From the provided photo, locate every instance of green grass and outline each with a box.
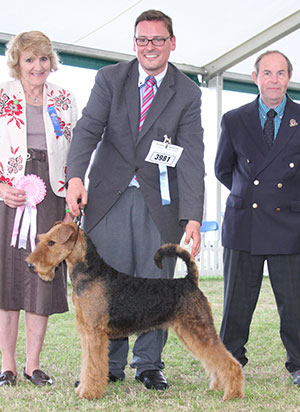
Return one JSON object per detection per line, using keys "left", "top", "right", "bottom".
{"left": 1, "top": 277, "right": 300, "bottom": 412}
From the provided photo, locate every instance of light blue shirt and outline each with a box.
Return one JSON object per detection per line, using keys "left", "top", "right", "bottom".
{"left": 137, "top": 64, "right": 167, "bottom": 99}
{"left": 258, "top": 95, "right": 287, "bottom": 140}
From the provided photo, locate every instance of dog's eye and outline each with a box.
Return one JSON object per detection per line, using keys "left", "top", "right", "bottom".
{"left": 48, "top": 240, "right": 55, "bottom": 246}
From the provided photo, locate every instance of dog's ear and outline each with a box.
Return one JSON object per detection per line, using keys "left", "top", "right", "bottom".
{"left": 52, "top": 224, "right": 77, "bottom": 244}
{"left": 53, "top": 220, "right": 63, "bottom": 226}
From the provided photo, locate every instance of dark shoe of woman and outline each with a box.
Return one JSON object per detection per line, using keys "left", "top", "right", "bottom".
{"left": 0, "top": 371, "right": 16, "bottom": 386}
{"left": 23, "top": 368, "right": 53, "bottom": 386}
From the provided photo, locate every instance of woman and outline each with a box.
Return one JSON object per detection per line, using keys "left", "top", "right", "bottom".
{"left": 0, "top": 31, "right": 77, "bottom": 386}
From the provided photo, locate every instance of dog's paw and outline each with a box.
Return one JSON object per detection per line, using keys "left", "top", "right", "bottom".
{"left": 209, "top": 374, "right": 222, "bottom": 391}
{"left": 222, "top": 388, "right": 244, "bottom": 401}
{"left": 210, "top": 380, "right": 222, "bottom": 391}
{"left": 75, "top": 384, "right": 104, "bottom": 400}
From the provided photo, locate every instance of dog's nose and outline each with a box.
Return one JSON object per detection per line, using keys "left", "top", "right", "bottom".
{"left": 27, "top": 263, "right": 35, "bottom": 272}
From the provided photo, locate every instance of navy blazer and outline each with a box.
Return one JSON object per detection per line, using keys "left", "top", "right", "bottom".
{"left": 215, "top": 96, "right": 300, "bottom": 254}
{"left": 67, "top": 59, "right": 204, "bottom": 243}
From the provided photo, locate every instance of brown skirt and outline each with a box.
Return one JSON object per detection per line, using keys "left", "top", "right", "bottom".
{"left": 0, "top": 149, "right": 68, "bottom": 315}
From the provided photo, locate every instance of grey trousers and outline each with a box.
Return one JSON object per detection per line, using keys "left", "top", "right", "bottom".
{"left": 220, "top": 248, "right": 300, "bottom": 373}
{"left": 86, "top": 187, "right": 177, "bottom": 378}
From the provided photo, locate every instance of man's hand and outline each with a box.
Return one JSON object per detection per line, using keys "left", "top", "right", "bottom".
{"left": 184, "top": 220, "right": 201, "bottom": 257}
{"left": 63, "top": 212, "right": 74, "bottom": 223}
{"left": 66, "top": 177, "right": 88, "bottom": 217}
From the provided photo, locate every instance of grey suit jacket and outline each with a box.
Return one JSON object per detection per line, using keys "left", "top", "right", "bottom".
{"left": 66, "top": 59, "right": 204, "bottom": 243}
{"left": 215, "top": 95, "right": 300, "bottom": 254}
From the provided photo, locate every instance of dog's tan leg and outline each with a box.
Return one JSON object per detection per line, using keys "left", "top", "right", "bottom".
{"left": 173, "top": 320, "right": 244, "bottom": 401}
{"left": 75, "top": 326, "right": 109, "bottom": 400}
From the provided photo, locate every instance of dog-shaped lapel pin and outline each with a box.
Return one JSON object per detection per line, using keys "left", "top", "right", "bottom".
{"left": 289, "top": 119, "right": 298, "bottom": 127}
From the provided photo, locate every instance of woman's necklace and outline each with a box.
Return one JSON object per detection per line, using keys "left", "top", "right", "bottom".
{"left": 22, "top": 85, "right": 41, "bottom": 104}
{"left": 25, "top": 89, "right": 39, "bottom": 104}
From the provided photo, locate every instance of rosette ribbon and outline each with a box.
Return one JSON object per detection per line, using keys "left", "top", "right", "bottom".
{"left": 10, "top": 174, "right": 46, "bottom": 251}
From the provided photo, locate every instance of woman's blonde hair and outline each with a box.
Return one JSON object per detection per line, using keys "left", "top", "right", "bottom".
{"left": 6, "top": 31, "right": 59, "bottom": 79}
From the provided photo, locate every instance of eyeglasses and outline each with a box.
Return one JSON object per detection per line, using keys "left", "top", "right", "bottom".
{"left": 134, "top": 36, "right": 171, "bottom": 47}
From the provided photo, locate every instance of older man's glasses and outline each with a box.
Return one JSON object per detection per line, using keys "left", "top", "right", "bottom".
{"left": 134, "top": 36, "right": 171, "bottom": 47}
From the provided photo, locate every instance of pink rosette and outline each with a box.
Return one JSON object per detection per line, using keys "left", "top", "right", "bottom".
{"left": 11, "top": 174, "right": 47, "bottom": 251}
{"left": 15, "top": 174, "right": 46, "bottom": 204}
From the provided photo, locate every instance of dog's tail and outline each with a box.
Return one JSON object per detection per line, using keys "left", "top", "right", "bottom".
{"left": 154, "top": 243, "right": 199, "bottom": 285}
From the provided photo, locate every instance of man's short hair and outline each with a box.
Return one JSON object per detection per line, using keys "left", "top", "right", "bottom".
{"left": 254, "top": 50, "right": 293, "bottom": 76}
{"left": 134, "top": 9, "right": 174, "bottom": 38}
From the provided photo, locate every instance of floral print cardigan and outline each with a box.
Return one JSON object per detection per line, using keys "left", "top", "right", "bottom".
{"left": 0, "top": 79, "right": 77, "bottom": 197}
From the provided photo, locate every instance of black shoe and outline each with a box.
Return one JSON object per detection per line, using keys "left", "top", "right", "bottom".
{"left": 109, "top": 371, "right": 124, "bottom": 382}
{"left": 135, "top": 370, "right": 169, "bottom": 390}
{"left": 23, "top": 368, "right": 53, "bottom": 386}
{"left": 291, "top": 370, "right": 300, "bottom": 385}
{"left": 74, "top": 372, "right": 124, "bottom": 388}
{"left": 0, "top": 371, "right": 16, "bottom": 387}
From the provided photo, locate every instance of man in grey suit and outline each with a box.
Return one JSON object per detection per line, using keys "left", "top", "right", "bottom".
{"left": 66, "top": 9, "right": 204, "bottom": 390}
{"left": 215, "top": 50, "right": 300, "bottom": 385}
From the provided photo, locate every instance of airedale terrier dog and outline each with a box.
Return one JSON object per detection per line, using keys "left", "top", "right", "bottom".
{"left": 27, "top": 221, "right": 244, "bottom": 401}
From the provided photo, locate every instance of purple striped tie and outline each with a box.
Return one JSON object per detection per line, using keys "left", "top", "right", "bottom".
{"left": 139, "top": 77, "right": 155, "bottom": 130}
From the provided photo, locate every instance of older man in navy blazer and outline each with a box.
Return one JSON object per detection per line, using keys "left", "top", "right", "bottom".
{"left": 66, "top": 10, "right": 204, "bottom": 390}
{"left": 215, "top": 50, "right": 300, "bottom": 385}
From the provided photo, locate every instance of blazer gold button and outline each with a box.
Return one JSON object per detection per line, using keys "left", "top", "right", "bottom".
{"left": 277, "top": 183, "right": 283, "bottom": 188}
{"left": 275, "top": 207, "right": 281, "bottom": 212}
{"left": 289, "top": 162, "right": 295, "bottom": 168}
{"left": 253, "top": 180, "right": 259, "bottom": 185}
{"left": 252, "top": 203, "right": 258, "bottom": 208}
{"left": 247, "top": 159, "right": 251, "bottom": 163}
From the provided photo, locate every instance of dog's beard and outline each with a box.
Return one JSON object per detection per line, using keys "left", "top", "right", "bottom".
{"left": 36, "top": 268, "right": 56, "bottom": 282}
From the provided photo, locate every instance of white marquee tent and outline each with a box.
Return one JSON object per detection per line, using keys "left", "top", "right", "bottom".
{"left": 1, "top": 0, "right": 299, "bottom": 273}
{"left": 1, "top": 1, "right": 299, "bottom": 86}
